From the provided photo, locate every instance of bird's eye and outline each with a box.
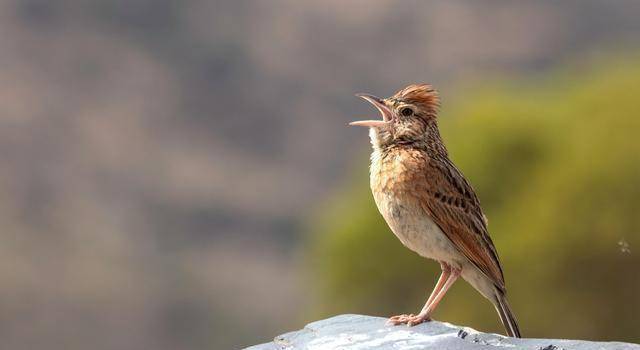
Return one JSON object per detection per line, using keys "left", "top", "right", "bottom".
{"left": 400, "top": 107, "right": 413, "bottom": 116}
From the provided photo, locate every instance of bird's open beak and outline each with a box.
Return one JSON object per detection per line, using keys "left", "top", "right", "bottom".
{"left": 349, "top": 93, "right": 393, "bottom": 128}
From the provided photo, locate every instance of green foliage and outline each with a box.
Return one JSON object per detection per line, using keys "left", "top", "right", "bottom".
{"left": 303, "top": 53, "right": 640, "bottom": 342}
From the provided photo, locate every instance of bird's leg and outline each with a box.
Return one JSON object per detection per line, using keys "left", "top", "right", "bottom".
{"left": 406, "top": 266, "right": 461, "bottom": 326}
{"left": 387, "top": 262, "right": 452, "bottom": 326}
{"left": 422, "top": 262, "right": 452, "bottom": 311}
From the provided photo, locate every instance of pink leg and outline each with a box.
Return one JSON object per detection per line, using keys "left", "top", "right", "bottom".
{"left": 388, "top": 262, "right": 455, "bottom": 326}
{"left": 407, "top": 266, "right": 461, "bottom": 326}
{"left": 422, "top": 262, "right": 452, "bottom": 310}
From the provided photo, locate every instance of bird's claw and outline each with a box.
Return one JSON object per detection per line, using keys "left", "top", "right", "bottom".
{"left": 387, "top": 313, "right": 431, "bottom": 326}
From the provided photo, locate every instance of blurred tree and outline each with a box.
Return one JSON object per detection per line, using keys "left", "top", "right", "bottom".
{"left": 303, "top": 53, "right": 640, "bottom": 342}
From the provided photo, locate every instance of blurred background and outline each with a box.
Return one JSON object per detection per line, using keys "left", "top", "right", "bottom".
{"left": 0, "top": 0, "right": 639, "bottom": 349}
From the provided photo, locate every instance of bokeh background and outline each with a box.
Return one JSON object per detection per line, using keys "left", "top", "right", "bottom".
{"left": 1, "top": 1, "right": 639, "bottom": 349}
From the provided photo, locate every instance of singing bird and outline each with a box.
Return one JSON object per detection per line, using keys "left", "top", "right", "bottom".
{"left": 349, "top": 84, "right": 521, "bottom": 338}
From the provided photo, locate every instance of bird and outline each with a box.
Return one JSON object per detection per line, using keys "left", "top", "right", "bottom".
{"left": 349, "top": 84, "right": 521, "bottom": 338}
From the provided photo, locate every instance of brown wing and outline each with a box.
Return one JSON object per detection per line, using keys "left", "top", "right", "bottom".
{"left": 416, "top": 155, "right": 505, "bottom": 291}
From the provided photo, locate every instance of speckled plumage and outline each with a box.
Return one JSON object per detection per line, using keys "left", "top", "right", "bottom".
{"left": 353, "top": 84, "right": 521, "bottom": 338}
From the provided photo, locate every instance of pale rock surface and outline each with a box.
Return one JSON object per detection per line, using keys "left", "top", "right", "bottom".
{"left": 245, "top": 314, "right": 639, "bottom": 350}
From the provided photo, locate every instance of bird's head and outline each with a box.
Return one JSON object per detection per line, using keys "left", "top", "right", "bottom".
{"left": 350, "top": 84, "right": 440, "bottom": 149}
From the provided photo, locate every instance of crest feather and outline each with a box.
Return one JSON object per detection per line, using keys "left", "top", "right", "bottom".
{"left": 393, "top": 84, "right": 440, "bottom": 117}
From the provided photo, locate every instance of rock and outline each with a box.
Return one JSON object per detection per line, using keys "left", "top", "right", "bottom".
{"left": 245, "top": 314, "right": 639, "bottom": 350}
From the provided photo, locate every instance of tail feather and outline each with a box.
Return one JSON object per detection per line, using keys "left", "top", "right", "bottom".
{"left": 494, "top": 291, "right": 521, "bottom": 338}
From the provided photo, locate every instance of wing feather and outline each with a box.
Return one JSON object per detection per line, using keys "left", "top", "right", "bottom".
{"left": 416, "top": 156, "right": 505, "bottom": 290}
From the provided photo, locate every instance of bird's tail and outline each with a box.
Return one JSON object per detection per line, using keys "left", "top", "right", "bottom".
{"left": 494, "top": 290, "right": 521, "bottom": 338}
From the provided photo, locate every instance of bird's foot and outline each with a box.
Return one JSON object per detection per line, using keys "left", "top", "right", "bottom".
{"left": 386, "top": 313, "right": 431, "bottom": 326}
